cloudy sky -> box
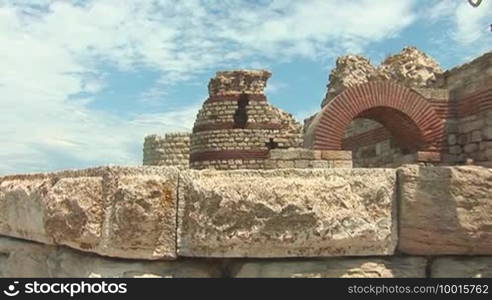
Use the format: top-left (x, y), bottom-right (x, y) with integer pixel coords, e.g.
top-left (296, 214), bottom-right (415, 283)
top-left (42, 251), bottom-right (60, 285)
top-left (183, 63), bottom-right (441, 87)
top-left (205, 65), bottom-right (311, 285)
top-left (1, 0), bottom-right (491, 175)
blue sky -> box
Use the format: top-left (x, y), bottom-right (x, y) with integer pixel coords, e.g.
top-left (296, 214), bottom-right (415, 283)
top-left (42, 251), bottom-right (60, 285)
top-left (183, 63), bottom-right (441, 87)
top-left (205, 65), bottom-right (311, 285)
top-left (0, 0), bottom-right (491, 175)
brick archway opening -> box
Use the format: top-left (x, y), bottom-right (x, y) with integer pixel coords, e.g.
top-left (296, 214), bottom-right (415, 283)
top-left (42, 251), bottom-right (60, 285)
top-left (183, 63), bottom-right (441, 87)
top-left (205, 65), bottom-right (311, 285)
top-left (307, 81), bottom-right (444, 157)
top-left (349, 107), bottom-right (426, 153)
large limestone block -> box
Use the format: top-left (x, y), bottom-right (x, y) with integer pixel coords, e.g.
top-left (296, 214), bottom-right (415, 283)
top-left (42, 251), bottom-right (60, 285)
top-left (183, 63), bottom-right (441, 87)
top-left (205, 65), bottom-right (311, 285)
top-left (0, 166), bottom-right (179, 260)
top-left (431, 257), bottom-right (492, 278)
top-left (0, 177), bottom-right (54, 244)
top-left (45, 177), bottom-right (103, 250)
top-left (0, 237), bottom-right (220, 278)
top-left (178, 168), bottom-right (397, 257)
top-left (230, 257), bottom-right (426, 278)
top-left (398, 165), bottom-right (492, 255)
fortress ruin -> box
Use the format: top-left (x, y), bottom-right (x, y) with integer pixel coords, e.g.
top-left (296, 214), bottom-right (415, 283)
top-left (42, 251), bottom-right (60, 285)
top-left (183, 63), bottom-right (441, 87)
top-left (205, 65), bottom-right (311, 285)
top-left (145, 47), bottom-right (492, 170)
top-left (0, 47), bottom-right (491, 278)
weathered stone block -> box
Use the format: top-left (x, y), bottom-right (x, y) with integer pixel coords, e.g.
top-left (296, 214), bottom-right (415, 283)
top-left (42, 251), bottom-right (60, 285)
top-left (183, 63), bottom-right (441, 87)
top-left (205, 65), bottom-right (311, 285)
top-left (416, 151), bottom-right (441, 162)
top-left (104, 169), bottom-right (178, 260)
top-left (276, 160), bottom-right (295, 168)
top-left (398, 165), bottom-right (492, 255)
top-left (445, 120), bottom-right (459, 134)
top-left (458, 134), bottom-right (468, 145)
top-left (395, 153), bottom-right (418, 164)
top-left (459, 119), bottom-right (484, 134)
top-left (0, 166), bottom-right (179, 260)
top-left (486, 111), bottom-right (492, 125)
top-left (309, 160), bottom-right (330, 168)
top-left (464, 143), bottom-right (478, 153)
top-left (447, 134), bottom-right (457, 146)
top-left (231, 257), bottom-right (427, 278)
top-left (294, 160), bottom-right (310, 168)
top-left (320, 150), bottom-right (352, 160)
top-left (485, 149), bottom-right (492, 160)
top-left (471, 130), bottom-right (483, 142)
top-left (263, 160), bottom-right (277, 169)
top-left (332, 160), bottom-right (353, 168)
top-left (178, 169), bottom-right (397, 257)
top-left (483, 126), bottom-right (492, 140)
top-left (0, 237), bottom-right (220, 278)
top-left (45, 177), bottom-right (103, 250)
top-left (269, 148), bottom-right (318, 160)
top-left (441, 154), bottom-right (459, 164)
top-left (298, 150), bottom-right (321, 160)
top-left (0, 177), bottom-right (54, 244)
top-left (431, 257), bottom-right (492, 278)
top-left (269, 149), bottom-right (294, 160)
top-left (480, 141), bottom-right (492, 150)
top-left (449, 145), bottom-right (462, 155)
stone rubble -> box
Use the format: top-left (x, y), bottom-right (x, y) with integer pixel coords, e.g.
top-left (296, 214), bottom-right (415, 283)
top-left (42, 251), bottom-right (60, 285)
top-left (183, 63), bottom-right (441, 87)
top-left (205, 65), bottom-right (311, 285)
top-left (321, 47), bottom-right (444, 107)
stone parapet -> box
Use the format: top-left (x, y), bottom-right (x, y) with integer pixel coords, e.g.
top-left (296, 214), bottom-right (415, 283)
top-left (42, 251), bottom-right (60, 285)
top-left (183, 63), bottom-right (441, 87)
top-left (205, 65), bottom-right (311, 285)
top-left (178, 168), bottom-right (396, 257)
top-left (0, 166), bottom-right (179, 260)
top-left (0, 165), bottom-right (491, 277)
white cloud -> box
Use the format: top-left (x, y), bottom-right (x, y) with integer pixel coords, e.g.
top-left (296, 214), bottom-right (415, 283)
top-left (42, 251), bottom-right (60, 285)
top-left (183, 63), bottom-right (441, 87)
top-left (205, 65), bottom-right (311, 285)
top-left (218, 0), bottom-right (416, 59)
top-left (425, 0), bottom-right (491, 61)
top-left (0, 0), bottom-right (420, 175)
top-left (453, 1), bottom-right (491, 45)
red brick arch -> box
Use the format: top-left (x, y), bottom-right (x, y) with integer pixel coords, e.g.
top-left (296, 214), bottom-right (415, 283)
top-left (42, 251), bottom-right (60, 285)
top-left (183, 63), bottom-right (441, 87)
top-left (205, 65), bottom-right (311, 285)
top-left (312, 81), bottom-right (444, 151)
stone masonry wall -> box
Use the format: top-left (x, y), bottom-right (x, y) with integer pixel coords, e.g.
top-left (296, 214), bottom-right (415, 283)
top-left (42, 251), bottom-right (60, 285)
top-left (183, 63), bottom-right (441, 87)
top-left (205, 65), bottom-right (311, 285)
top-left (343, 119), bottom-right (403, 167)
top-left (447, 110), bottom-right (492, 167)
top-left (264, 148), bottom-right (352, 169)
top-left (314, 49), bottom-right (491, 168)
top-left (438, 52), bottom-right (492, 167)
top-left (143, 133), bottom-right (190, 169)
top-left (342, 120), bottom-right (443, 167)
top-left (0, 165), bottom-right (491, 277)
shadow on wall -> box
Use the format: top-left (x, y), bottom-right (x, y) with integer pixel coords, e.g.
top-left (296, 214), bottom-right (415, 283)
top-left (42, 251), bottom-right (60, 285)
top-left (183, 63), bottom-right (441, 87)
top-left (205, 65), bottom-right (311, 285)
top-left (233, 93), bottom-right (250, 129)
top-left (398, 166), bottom-right (484, 255)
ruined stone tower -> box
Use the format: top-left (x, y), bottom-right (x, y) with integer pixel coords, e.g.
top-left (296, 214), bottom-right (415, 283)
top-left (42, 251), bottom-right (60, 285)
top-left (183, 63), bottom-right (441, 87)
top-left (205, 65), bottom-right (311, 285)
top-left (190, 70), bottom-right (303, 170)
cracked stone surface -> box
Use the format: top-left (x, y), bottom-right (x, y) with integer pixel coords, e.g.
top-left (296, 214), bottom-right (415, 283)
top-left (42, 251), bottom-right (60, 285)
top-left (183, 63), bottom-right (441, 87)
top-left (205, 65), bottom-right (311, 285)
top-left (178, 168), bottom-right (397, 257)
top-left (0, 166), bottom-right (179, 260)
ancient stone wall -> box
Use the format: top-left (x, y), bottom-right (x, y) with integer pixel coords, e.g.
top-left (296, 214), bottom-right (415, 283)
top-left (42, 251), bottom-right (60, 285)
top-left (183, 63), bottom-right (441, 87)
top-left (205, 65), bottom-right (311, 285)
top-left (1, 165), bottom-right (491, 277)
top-left (437, 52), bottom-right (492, 101)
top-left (343, 119), bottom-right (399, 167)
top-left (311, 48), bottom-right (492, 168)
top-left (439, 52), bottom-right (492, 167)
top-left (305, 81), bottom-right (446, 158)
top-left (264, 149), bottom-right (352, 169)
top-left (342, 119), bottom-right (443, 167)
top-left (143, 133), bottom-right (190, 169)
